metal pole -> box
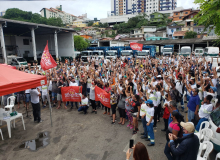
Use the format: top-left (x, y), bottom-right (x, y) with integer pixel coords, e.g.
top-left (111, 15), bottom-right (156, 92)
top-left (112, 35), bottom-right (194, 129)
top-left (0, 23), bottom-right (7, 64)
top-left (31, 27), bottom-right (37, 61)
top-left (72, 33), bottom-right (75, 59)
top-left (47, 90), bottom-right (53, 127)
top-left (207, 41), bottom-right (209, 47)
top-left (192, 44), bottom-right (194, 52)
top-left (54, 30), bottom-right (59, 60)
top-left (179, 44), bottom-right (180, 55)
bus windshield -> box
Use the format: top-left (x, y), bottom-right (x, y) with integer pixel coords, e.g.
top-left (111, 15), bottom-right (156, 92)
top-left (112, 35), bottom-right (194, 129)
top-left (181, 48), bottom-right (191, 54)
top-left (81, 52), bottom-right (89, 56)
top-left (163, 48), bottom-right (172, 52)
top-left (93, 52), bottom-right (104, 56)
top-left (106, 52), bottom-right (116, 56)
top-left (122, 52), bottom-right (132, 56)
top-left (137, 52), bottom-right (149, 56)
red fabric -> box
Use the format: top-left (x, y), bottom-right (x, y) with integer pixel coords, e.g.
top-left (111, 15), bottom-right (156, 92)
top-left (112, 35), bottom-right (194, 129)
top-left (95, 86), bottom-right (111, 108)
top-left (40, 41), bottom-right (57, 70)
top-left (130, 42), bottom-right (143, 51)
top-left (0, 65), bottom-right (47, 96)
top-left (163, 106), bottom-right (170, 119)
top-left (0, 64), bottom-right (16, 69)
top-left (61, 86), bottom-right (82, 102)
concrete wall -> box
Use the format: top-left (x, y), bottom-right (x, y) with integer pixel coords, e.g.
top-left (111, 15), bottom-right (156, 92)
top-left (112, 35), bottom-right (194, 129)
top-left (15, 36), bottom-right (33, 57)
top-left (143, 27), bottom-right (157, 33)
top-left (35, 34), bottom-right (55, 58)
top-left (57, 33), bottom-right (74, 57)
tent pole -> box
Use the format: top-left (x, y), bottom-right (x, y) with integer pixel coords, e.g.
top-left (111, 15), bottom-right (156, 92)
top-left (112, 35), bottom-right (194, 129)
top-left (47, 92), bottom-right (53, 127)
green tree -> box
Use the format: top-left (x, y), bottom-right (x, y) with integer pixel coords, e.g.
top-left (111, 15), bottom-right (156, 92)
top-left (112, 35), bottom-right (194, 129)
top-left (194, 0), bottom-right (220, 39)
top-left (3, 8), bottom-right (64, 27)
top-left (184, 31), bottom-right (197, 39)
top-left (88, 21), bottom-right (93, 26)
top-left (102, 23), bottom-right (109, 28)
top-left (74, 35), bottom-right (90, 51)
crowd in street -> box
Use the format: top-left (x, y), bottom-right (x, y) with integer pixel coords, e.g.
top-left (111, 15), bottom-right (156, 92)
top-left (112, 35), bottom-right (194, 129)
top-left (4, 55), bottom-right (220, 160)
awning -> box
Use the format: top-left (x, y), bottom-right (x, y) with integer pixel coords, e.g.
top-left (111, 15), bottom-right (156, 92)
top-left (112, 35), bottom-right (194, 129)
top-left (0, 65), bottom-right (47, 96)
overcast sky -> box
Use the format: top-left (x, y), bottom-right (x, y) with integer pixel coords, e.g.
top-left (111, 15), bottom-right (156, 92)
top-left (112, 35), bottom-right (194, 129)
top-left (0, 0), bottom-right (199, 20)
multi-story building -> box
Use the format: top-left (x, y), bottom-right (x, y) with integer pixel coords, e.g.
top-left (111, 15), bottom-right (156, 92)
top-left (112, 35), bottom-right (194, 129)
top-left (40, 5), bottom-right (76, 24)
top-left (159, 0), bottom-right (177, 11)
top-left (111, 0), bottom-right (176, 16)
top-left (0, 11), bottom-right (5, 17)
top-left (169, 8), bottom-right (200, 22)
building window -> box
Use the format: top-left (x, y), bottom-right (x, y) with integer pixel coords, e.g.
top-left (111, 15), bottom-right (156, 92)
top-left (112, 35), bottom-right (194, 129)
top-left (185, 12), bottom-right (188, 14)
top-left (176, 13), bottom-right (178, 15)
top-left (179, 17), bottom-right (182, 19)
top-left (23, 39), bottom-right (29, 45)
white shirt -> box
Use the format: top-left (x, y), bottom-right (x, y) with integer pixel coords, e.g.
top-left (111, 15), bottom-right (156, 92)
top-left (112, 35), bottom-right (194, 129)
top-left (79, 93), bottom-right (88, 106)
top-left (25, 89), bottom-right (31, 94)
top-left (140, 103), bottom-right (148, 116)
top-left (30, 89), bottom-right (40, 104)
top-left (199, 103), bottom-right (213, 119)
top-left (175, 80), bottom-right (183, 94)
top-left (90, 86), bottom-right (95, 100)
top-left (69, 81), bottom-right (78, 86)
top-left (42, 85), bottom-right (48, 95)
top-left (145, 106), bottom-right (154, 123)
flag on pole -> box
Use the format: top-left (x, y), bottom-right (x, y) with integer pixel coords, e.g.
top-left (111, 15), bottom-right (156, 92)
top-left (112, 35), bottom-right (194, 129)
top-left (130, 42), bottom-right (143, 51)
top-left (40, 41), bottom-right (57, 70)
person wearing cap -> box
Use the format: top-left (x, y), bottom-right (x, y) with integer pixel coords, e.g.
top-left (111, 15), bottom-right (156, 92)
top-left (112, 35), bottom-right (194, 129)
top-left (195, 95), bottom-right (213, 132)
top-left (184, 79), bottom-right (200, 122)
top-left (144, 99), bottom-right (155, 146)
top-left (169, 122), bottom-right (199, 160)
top-left (202, 83), bottom-right (217, 106)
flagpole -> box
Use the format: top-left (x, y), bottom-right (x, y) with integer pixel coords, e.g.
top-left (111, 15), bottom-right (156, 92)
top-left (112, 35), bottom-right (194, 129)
top-left (47, 90), bottom-right (53, 127)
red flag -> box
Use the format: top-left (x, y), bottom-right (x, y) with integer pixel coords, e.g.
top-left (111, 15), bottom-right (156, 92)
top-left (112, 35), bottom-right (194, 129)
top-left (40, 41), bottom-right (57, 70)
top-left (95, 86), bottom-right (111, 108)
top-left (61, 86), bottom-right (82, 102)
top-left (130, 42), bottom-right (143, 51)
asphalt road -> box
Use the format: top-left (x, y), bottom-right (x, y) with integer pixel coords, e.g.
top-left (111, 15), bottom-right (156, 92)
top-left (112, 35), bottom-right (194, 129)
top-left (0, 103), bottom-right (217, 160)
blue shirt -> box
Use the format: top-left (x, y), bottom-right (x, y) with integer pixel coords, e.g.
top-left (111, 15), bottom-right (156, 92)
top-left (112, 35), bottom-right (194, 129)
top-left (187, 92), bottom-right (200, 112)
top-left (168, 109), bottom-right (179, 125)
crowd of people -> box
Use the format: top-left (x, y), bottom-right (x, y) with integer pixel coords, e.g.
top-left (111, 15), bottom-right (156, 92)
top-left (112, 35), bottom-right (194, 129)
top-left (3, 54), bottom-right (220, 160)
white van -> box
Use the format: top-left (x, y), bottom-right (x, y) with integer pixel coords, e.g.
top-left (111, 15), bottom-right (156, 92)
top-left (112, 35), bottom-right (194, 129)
top-left (194, 47), bottom-right (204, 56)
top-left (204, 47), bottom-right (219, 57)
top-left (179, 46), bottom-right (191, 56)
top-left (7, 56), bottom-right (28, 68)
top-left (81, 51), bottom-right (92, 62)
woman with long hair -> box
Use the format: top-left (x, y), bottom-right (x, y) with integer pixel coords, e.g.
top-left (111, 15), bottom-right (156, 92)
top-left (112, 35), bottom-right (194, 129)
top-left (128, 91), bottom-right (141, 135)
top-left (126, 142), bottom-right (150, 160)
top-left (164, 111), bottom-right (183, 160)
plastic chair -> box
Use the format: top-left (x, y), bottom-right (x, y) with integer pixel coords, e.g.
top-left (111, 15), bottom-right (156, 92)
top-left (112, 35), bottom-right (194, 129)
top-left (197, 141), bottom-right (213, 160)
top-left (199, 128), bottom-right (213, 143)
top-left (0, 129), bottom-right (3, 140)
top-left (215, 152), bottom-right (220, 160)
top-left (4, 96), bottom-right (16, 113)
top-left (195, 121), bottom-right (210, 138)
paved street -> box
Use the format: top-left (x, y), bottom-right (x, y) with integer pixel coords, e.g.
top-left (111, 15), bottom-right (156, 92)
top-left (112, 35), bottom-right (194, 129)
top-left (0, 103), bottom-right (170, 160)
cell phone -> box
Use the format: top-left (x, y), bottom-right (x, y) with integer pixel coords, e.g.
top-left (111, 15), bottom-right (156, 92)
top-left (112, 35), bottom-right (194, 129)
top-left (129, 139), bottom-right (134, 148)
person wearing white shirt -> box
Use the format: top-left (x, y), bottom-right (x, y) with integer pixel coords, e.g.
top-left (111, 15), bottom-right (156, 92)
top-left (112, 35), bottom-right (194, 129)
top-left (195, 95), bottom-right (213, 132)
top-left (140, 101), bottom-right (148, 139)
top-left (30, 88), bottom-right (42, 123)
top-left (143, 100), bottom-right (155, 146)
top-left (78, 92), bottom-right (89, 114)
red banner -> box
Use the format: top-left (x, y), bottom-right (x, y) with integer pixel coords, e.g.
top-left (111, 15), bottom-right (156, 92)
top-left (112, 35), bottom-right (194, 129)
top-left (40, 41), bottom-right (57, 71)
top-left (130, 42), bottom-right (143, 51)
top-left (61, 86), bottom-right (82, 102)
top-left (95, 86), bottom-right (111, 108)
